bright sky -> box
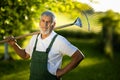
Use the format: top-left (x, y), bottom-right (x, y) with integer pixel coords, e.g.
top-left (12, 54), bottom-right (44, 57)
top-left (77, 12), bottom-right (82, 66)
top-left (78, 0), bottom-right (120, 13)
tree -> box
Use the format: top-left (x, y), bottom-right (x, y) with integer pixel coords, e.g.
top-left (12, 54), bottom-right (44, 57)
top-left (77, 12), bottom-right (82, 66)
top-left (0, 0), bottom-right (42, 60)
top-left (0, 0), bottom-right (93, 39)
top-left (44, 0), bottom-right (93, 18)
top-left (99, 10), bottom-right (120, 59)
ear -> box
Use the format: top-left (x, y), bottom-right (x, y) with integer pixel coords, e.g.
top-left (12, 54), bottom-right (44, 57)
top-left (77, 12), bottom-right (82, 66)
top-left (52, 22), bottom-right (56, 29)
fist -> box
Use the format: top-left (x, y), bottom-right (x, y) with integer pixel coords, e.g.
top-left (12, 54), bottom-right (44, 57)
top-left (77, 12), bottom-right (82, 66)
top-left (4, 36), bottom-right (17, 45)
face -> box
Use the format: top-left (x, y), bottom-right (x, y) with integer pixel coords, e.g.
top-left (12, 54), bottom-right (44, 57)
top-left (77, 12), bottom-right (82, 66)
top-left (39, 15), bottom-right (55, 35)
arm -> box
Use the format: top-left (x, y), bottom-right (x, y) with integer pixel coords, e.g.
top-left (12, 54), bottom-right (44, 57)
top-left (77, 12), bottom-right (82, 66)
top-left (5, 36), bottom-right (30, 59)
top-left (56, 50), bottom-right (84, 78)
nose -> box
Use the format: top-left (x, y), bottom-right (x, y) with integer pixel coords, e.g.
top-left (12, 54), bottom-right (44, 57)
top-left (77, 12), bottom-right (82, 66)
top-left (45, 22), bottom-right (48, 26)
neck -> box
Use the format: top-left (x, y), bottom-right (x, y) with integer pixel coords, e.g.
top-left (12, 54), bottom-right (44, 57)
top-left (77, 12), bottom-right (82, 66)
top-left (41, 34), bottom-right (48, 39)
top-left (41, 30), bottom-right (53, 39)
top-left (41, 31), bottom-right (52, 39)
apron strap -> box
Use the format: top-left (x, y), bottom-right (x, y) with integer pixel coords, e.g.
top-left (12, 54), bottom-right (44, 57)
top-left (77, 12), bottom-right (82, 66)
top-left (33, 34), bottom-right (39, 52)
top-left (33, 34), bottom-right (58, 53)
top-left (46, 34), bottom-right (58, 53)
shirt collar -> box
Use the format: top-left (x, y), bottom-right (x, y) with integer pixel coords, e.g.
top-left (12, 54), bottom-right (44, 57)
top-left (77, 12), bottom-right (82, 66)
top-left (39, 31), bottom-right (56, 40)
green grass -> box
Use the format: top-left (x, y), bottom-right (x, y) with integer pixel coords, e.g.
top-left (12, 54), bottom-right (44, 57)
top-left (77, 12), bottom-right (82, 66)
top-left (0, 60), bottom-right (30, 80)
top-left (0, 38), bottom-right (120, 80)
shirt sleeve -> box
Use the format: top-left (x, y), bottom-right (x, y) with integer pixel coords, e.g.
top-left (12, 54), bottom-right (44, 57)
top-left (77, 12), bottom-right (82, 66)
top-left (25, 35), bottom-right (37, 57)
top-left (57, 35), bottom-right (78, 57)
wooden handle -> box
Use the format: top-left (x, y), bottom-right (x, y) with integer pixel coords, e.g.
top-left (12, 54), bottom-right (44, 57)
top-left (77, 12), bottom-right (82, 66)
top-left (0, 21), bottom-right (75, 43)
top-left (15, 31), bottom-right (40, 39)
top-left (0, 31), bottom-right (40, 43)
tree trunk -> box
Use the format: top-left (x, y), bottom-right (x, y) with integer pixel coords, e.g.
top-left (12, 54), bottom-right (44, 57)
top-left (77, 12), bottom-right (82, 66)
top-left (103, 26), bottom-right (113, 59)
top-left (4, 43), bottom-right (10, 60)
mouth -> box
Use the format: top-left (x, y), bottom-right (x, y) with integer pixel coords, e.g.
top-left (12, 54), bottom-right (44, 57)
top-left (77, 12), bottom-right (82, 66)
top-left (40, 26), bottom-right (50, 32)
top-left (41, 26), bottom-right (48, 29)
top-left (41, 28), bottom-right (50, 34)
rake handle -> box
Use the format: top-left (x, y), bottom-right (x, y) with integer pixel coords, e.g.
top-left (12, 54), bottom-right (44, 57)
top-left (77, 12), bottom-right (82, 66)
top-left (0, 23), bottom-right (73, 44)
top-left (0, 31), bottom-right (40, 43)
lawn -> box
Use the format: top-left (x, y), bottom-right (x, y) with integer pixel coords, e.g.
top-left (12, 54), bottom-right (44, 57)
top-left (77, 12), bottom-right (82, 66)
top-left (0, 38), bottom-right (120, 80)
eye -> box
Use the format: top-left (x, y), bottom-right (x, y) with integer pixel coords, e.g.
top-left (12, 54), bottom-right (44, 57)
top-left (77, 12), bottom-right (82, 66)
top-left (42, 19), bottom-right (45, 22)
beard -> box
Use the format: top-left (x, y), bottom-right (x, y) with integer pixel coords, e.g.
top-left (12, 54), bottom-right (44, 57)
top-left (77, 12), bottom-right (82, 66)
top-left (40, 28), bottom-right (51, 35)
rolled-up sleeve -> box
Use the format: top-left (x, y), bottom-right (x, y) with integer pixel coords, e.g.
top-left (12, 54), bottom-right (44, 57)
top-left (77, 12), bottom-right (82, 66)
top-left (25, 35), bottom-right (37, 57)
top-left (57, 36), bottom-right (78, 57)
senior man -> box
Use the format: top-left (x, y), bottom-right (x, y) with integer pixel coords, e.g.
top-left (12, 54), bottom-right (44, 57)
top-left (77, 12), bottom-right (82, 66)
top-left (6, 11), bottom-right (84, 80)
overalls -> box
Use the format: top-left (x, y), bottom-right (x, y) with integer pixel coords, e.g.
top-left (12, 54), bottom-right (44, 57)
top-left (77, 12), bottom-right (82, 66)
top-left (30, 34), bottom-right (58, 80)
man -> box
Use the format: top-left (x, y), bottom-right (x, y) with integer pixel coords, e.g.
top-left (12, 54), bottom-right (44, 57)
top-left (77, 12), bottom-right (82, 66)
top-left (6, 11), bottom-right (84, 80)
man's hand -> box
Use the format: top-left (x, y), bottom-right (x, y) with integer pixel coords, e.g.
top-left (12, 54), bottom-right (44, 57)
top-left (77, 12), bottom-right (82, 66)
top-left (4, 36), bottom-right (17, 46)
top-left (56, 69), bottom-right (64, 78)
top-left (4, 36), bottom-right (30, 59)
top-left (56, 50), bottom-right (84, 78)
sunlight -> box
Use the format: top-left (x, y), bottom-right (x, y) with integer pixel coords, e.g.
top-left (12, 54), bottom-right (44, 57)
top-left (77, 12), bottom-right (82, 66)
top-left (78, 0), bottom-right (120, 13)
top-left (80, 58), bottom-right (106, 67)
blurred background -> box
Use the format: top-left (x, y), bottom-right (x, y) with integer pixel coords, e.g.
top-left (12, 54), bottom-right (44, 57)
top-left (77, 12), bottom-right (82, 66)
top-left (0, 0), bottom-right (120, 80)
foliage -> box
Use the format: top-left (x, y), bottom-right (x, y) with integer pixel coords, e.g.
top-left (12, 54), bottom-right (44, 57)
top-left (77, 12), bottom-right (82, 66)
top-left (0, 0), bottom-right (93, 40)
top-left (44, 0), bottom-right (93, 18)
top-left (0, 0), bottom-right (39, 37)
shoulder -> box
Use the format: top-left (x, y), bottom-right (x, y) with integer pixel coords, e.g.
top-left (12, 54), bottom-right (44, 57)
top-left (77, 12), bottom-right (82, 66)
top-left (56, 35), bottom-right (67, 42)
top-left (32, 34), bottom-right (39, 38)
top-left (55, 34), bottom-right (70, 45)
top-left (29, 34), bottom-right (38, 43)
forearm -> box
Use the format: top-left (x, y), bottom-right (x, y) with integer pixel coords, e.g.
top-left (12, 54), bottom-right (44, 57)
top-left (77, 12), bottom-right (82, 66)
top-left (57, 50), bottom-right (84, 77)
top-left (63, 56), bottom-right (81, 73)
top-left (11, 43), bottom-right (29, 59)
top-left (60, 58), bottom-right (80, 76)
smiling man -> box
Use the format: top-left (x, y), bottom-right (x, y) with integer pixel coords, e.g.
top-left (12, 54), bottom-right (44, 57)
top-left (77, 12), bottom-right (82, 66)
top-left (5, 10), bottom-right (85, 80)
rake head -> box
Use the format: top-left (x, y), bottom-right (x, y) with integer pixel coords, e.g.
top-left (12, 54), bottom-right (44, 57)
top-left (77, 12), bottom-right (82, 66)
top-left (73, 17), bottom-right (82, 27)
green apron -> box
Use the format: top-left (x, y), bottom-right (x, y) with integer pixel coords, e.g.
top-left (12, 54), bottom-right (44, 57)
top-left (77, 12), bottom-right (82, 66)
top-left (30, 34), bottom-right (58, 80)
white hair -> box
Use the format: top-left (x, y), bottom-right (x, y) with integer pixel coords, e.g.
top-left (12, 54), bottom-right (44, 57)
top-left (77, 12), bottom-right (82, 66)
top-left (40, 10), bottom-right (56, 23)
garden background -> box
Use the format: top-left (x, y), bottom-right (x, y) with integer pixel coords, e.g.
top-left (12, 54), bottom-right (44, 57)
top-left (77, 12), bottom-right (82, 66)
top-left (0, 0), bottom-right (120, 80)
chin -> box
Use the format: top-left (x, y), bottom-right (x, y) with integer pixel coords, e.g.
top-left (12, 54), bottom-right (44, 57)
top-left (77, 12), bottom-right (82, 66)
top-left (41, 30), bottom-right (50, 35)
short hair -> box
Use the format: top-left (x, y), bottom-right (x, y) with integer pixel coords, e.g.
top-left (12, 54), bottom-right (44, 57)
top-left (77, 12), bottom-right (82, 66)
top-left (40, 11), bottom-right (56, 23)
